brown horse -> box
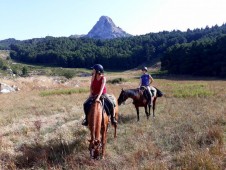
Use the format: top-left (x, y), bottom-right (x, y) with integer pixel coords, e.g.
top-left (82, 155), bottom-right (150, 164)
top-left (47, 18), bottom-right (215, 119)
top-left (118, 87), bottom-right (162, 121)
top-left (88, 95), bottom-right (118, 159)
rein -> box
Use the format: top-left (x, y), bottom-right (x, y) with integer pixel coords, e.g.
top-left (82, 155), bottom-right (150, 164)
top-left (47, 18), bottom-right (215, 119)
top-left (101, 99), bottom-right (105, 124)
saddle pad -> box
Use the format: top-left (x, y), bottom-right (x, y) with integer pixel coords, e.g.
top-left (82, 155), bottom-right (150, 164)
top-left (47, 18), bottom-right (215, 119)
top-left (107, 94), bottom-right (116, 107)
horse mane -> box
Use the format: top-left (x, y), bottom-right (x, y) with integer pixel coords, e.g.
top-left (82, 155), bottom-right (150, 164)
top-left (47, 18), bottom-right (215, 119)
top-left (126, 88), bottom-right (145, 99)
top-left (88, 101), bottom-right (103, 142)
top-left (125, 88), bottom-right (139, 97)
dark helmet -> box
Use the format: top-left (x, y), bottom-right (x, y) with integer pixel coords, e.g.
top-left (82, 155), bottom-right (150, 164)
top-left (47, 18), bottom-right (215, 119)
top-left (142, 66), bottom-right (148, 71)
top-left (91, 64), bottom-right (104, 73)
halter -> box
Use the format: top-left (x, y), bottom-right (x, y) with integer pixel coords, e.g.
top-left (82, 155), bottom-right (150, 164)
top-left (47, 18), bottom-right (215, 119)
top-left (90, 139), bottom-right (103, 159)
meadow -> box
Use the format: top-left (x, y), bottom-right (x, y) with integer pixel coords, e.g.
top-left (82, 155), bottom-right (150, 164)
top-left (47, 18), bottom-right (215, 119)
top-left (0, 71), bottom-right (225, 169)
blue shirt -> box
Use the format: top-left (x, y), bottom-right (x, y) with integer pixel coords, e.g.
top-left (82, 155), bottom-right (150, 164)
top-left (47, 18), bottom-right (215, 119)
top-left (141, 74), bottom-right (151, 86)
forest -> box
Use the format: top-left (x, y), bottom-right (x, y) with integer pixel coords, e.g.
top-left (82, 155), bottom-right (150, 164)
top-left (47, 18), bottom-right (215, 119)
top-left (1, 24), bottom-right (226, 76)
top-left (161, 34), bottom-right (226, 77)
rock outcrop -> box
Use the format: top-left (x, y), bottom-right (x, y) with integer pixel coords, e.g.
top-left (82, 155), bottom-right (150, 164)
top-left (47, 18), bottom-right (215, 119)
top-left (86, 16), bottom-right (131, 39)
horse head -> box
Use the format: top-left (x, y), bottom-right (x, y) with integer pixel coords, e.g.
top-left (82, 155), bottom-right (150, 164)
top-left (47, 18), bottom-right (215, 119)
top-left (118, 89), bottom-right (128, 105)
top-left (88, 139), bottom-right (102, 159)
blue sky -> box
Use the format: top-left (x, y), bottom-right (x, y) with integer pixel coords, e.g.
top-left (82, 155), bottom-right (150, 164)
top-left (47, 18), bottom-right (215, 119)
top-left (0, 0), bottom-right (225, 40)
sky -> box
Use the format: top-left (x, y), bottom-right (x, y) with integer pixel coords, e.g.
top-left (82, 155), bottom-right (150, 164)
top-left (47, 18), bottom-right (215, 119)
top-left (0, 0), bottom-right (226, 40)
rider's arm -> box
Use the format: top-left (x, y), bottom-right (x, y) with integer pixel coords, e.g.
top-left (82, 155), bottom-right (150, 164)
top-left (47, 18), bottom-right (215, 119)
top-left (89, 74), bottom-right (95, 97)
top-left (139, 77), bottom-right (142, 87)
top-left (96, 76), bottom-right (106, 101)
top-left (149, 75), bottom-right (154, 85)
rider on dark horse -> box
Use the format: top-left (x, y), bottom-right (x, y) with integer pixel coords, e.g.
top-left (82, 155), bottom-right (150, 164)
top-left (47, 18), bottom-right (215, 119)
top-left (82, 64), bottom-right (117, 126)
top-left (139, 66), bottom-right (157, 106)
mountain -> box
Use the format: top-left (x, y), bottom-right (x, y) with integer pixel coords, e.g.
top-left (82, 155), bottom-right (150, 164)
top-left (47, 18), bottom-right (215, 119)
top-left (0, 38), bottom-right (20, 50)
top-left (86, 16), bottom-right (131, 39)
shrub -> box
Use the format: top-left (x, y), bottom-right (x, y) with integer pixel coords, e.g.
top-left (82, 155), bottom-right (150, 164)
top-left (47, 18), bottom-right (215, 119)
top-left (62, 70), bottom-right (76, 79)
top-left (107, 78), bottom-right (126, 84)
top-left (22, 66), bottom-right (28, 76)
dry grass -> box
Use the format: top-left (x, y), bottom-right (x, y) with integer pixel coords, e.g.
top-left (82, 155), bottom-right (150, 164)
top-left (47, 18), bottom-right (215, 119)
top-left (0, 73), bottom-right (225, 169)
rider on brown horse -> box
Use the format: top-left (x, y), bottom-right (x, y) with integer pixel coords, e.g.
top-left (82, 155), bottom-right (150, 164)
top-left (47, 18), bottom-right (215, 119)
top-left (82, 64), bottom-right (117, 126)
top-left (139, 66), bottom-right (157, 106)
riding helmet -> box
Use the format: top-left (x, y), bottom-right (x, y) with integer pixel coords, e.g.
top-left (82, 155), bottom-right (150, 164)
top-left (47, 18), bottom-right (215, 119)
top-left (91, 64), bottom-right (104, 73)
top-left (142, 66), bottom-right (148, 71)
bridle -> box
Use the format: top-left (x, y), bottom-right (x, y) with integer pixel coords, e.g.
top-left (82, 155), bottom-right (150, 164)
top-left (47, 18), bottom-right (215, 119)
top-left (89, 139), bottom-right (102, 159)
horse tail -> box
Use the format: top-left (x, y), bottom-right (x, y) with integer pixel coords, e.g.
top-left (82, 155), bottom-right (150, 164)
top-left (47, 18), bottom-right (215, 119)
top-left (154, 87), bottom-right (163, 97)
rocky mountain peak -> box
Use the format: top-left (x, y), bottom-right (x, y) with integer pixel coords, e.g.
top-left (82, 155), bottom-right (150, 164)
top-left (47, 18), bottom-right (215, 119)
top-left (86, 16), bottom-right (131, 39)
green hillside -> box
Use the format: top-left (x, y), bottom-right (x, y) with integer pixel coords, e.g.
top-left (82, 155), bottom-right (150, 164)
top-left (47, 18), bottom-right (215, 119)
top-left (1, 24), bottom-right (226, 77)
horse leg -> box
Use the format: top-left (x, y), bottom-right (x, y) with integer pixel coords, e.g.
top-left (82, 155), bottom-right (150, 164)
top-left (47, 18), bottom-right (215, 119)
top-left (153, 97), bottom-right (157, 118)
top-left (101, 118), bottom-right (108, 159)
top-left (148, 104), bottom-right (151, 117)
top-left (136, 106), bottom-right (140, 121)
top-left (113, 124), bottom-right (117, 138)
top-left (101, 130), bottom-right (107, 159)
top-left (113, 108), bottom-right (117, 138)
top-left (145, 106), bottom-right (150, 119)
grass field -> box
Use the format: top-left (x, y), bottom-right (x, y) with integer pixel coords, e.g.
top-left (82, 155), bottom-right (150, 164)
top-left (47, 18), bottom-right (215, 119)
top-left (0, 71), bottom-right (225, 169)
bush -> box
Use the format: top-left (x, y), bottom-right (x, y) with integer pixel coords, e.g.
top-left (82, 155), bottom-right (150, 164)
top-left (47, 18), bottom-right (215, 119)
top-left (62, 72), bottom-right (74, 79)
top-left (107, 78), bottom-right (126, 84)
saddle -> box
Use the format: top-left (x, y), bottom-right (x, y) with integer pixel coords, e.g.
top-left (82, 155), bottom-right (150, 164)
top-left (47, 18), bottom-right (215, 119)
top-left (101, 95), bottom-right (116, 116)
top-left (139, 86), bottom-right (153, 100)
top-left (86, 95), bottom-right (115, 116)
top-left (104, 94), bottom-right (116, 107)
top-left (140, 86), bottom-right (156, 97)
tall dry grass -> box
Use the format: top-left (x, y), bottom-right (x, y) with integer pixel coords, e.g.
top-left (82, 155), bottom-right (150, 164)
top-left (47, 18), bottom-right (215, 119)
top-left (0, 74), bottom-right (225, 169)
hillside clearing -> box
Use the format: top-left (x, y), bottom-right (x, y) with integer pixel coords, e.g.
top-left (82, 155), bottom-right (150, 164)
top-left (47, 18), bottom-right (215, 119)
top-left (0, 73), bottom-right (225, 169)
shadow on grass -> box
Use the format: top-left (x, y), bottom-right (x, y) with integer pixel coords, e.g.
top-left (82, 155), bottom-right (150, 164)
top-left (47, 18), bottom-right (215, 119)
top-left (118, 114), bottom-right (137, 124)
top-left (15, 137), bottom-right (87, 169)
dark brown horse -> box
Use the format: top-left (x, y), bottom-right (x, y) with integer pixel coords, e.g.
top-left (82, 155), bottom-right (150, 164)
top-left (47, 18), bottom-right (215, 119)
top-left (88, 95), bottom-right (118, 159)
top-left (118, 87), bottom-right (162, 121)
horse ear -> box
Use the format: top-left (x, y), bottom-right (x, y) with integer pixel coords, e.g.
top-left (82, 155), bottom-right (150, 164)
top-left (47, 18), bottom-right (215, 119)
top-left (121, 88), bottom-right (124, 91)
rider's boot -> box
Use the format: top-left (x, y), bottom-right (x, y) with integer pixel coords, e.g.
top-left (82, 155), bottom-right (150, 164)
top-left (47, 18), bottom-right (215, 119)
top-left (82, 115), bottom-right (88, 126)
top-left (111, 111), bottom-right (117, 125)
top-left (111, 117), bottom-right (117, 125)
